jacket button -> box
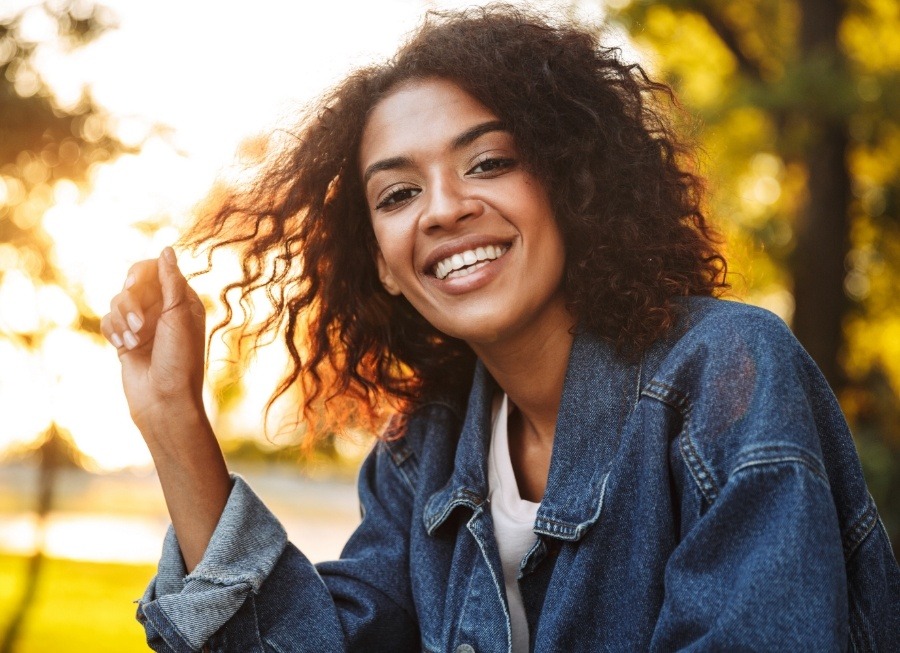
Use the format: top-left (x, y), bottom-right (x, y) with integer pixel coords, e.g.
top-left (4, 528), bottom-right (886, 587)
top-left (455, 646), bottom-right (475, 653)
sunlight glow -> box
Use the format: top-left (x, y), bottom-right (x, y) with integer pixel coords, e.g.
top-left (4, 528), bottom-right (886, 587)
top-left (0, 513), bottom-right (168, 564)
top-left (0, 340), bottom-right (52, 447)
top-left (3, 0), bottom-right (577, 473)
top-left (40, 328), bottom-right (150, 470)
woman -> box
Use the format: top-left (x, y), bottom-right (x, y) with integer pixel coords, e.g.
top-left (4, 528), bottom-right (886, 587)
top-left (102, 6), bottom-right (899, 652)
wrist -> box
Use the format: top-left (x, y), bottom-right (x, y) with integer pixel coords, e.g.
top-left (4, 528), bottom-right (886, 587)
top-left (138, 401), bottom-right (217, 460)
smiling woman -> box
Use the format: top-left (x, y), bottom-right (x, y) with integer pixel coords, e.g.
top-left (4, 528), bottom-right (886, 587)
top-left (362, 79), bottom-right (569, 351)
top-left (100, 5), bottom-right (899, 652)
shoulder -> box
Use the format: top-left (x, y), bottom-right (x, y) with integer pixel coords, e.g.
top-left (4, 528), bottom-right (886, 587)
top-left (644, 296), bottom-right (809, 400)
top-left (668, 295), bottom-right (797, 355)
top-left (640, 296), bottom-right (840, 491)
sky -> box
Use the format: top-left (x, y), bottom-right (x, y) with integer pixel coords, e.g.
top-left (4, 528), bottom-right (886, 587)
top-left (0, 0), bottom-right (614, 470)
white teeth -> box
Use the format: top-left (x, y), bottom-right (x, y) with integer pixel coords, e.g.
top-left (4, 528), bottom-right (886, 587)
top-left (432, 244), bottom-right (508, 280)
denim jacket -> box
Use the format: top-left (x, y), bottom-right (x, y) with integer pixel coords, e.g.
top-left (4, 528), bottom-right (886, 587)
top-left (136, 297), bottom-right (900, 652)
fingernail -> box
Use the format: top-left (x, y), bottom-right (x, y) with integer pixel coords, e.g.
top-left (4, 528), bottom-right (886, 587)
top-left (162, 247), bottom-right (176, 265)
top-left (126, 312), bottom-right (143, 333)
top-left (110, 333), bottom-right (123, 348)
top-left (124, 274), bottom-right (136, 290)
top-left (123, 330), bottom-right (139, 349)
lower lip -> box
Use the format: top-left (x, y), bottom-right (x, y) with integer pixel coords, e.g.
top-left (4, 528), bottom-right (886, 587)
top-left (426, 249), bottom-right (510, 295)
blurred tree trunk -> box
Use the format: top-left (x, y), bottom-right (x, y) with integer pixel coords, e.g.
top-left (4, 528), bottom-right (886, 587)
top-left (613, 0), bottom-right (900, 555)
top-left (791, 0), bottom-right (851, 390)
top-left (0, 425), bottom-right (66, 653)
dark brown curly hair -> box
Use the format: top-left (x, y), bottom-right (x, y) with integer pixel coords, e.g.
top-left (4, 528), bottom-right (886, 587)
top-left (183, 4), bottom-right (728, 435)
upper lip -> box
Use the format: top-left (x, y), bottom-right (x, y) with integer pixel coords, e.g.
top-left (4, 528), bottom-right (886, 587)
top-left (422, 234), bottom-right (514, 276)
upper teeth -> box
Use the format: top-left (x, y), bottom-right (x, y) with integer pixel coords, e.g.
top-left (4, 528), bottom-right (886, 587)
top-left (433, 245), bottom-right (508, 280)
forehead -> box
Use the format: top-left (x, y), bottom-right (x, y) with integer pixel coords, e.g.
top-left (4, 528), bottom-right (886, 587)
top-left (359, 78), bottom-right (500, 169)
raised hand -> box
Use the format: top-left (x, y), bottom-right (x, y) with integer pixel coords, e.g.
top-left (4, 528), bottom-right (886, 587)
top-left (102, 247), bottom-right (207, 435)
top-left (102, 246), bottom-right (231, 571)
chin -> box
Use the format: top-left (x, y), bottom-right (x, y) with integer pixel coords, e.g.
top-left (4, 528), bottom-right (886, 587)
top-left (436, 319), bottom-right (508, 346)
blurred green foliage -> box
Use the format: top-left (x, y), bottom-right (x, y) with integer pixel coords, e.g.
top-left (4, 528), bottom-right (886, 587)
top-left (0, 4), bottom-right (134, 651)
top-left (610, 0), bottom-right (900, 548)
top-left (0, 0), bottom-right (126, 331)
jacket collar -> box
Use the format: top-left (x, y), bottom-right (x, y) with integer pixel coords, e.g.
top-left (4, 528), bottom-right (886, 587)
top-left (423, 329), bottom-right (642, 541)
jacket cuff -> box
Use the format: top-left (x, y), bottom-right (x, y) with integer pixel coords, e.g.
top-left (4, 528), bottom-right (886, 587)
top-left (137, 474), bottom-right (288, 652)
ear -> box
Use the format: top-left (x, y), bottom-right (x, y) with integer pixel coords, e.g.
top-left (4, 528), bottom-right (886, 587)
top-left (375, 249), bottom-right (402, 296)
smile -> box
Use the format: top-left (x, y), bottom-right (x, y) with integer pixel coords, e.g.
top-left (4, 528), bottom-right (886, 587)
top-left (433, 244), bottom-right (509, 280)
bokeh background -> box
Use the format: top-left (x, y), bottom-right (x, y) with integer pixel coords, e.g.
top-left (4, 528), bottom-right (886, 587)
top-left (1, 0), bottom-right (898, 651)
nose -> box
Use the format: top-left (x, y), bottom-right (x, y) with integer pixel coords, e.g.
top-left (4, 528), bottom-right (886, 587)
top-left (419, 173), bottom-right (484, 232)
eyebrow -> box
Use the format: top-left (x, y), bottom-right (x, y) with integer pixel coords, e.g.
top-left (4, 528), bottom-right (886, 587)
top-left (362, 120), bottom-right (508, 184)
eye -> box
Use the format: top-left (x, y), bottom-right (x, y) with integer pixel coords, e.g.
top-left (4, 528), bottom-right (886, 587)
top-left (375, 185), bottom-right (420, 210)
top-left (467, 157), bottom-right (516, 176)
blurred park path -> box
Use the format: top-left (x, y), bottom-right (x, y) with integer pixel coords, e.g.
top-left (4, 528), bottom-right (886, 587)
top-left (0, 462), bottom-right (360, 565)
top-left (0, 462), bottom-right (360, 651)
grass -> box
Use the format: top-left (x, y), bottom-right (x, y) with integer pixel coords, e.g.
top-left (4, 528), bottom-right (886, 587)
top-left (0, 554), bottom-right (156, 653)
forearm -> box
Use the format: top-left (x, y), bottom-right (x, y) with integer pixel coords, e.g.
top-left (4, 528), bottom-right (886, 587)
top-left (137, 444), bottom-right (419, 653)
top-left (144, 404), bottom-right (231, 572)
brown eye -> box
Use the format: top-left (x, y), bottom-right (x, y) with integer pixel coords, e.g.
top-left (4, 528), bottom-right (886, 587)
top-left (375, 186), bottom-right (420, 210)
top-left (468, 157), bottom-right (516, 175)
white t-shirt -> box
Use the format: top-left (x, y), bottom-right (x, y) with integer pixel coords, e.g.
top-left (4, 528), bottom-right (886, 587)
top-left (488, 393), bottom-right (541, 653)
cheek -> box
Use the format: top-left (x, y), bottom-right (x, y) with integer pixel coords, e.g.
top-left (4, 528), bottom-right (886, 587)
top-left (372, 210), bottom-right (416, 257)
top-left (371, 222), bottom-right (416, 291)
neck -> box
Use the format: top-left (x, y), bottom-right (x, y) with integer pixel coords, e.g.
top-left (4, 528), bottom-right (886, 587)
top-left (470, 305), bottom-right (575, 446)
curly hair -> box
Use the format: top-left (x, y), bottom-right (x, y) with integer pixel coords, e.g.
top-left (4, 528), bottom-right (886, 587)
top-left (182, 4), bottom-right (728, 435)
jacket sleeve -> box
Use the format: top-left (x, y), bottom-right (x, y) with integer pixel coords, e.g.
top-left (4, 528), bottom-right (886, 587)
top-left (136, 439), bottom-right (420, 653)
top-left (647, 307), bottom-right (854, 651)
top-left (649, 447), bottom-right (849, 650)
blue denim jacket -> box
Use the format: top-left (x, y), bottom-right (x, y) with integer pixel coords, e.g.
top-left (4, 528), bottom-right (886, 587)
top-left (137, 297), bottom-right (900, 652)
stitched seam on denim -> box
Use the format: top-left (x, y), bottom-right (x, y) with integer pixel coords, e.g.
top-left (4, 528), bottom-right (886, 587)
top-left (381, 434), bottom-right (418, 494)
top-left (519, 537), bottom-right (546, 578)
top-left (843, 500), bottom-right (879, 562)
top-left (146, 600), bottom-right (194, 653)
top-left (642, 382), bottom-right (719, 507)
top-left (387, 446), bottom-right (417, 494)
top-left (450, 530), bottom-right (489, 651)
top-left (633, 357), bottom-right (644, 411)
top-left (468, 506), bottom-right (513, 653)
top-left (262, 636), bottom-right (289, 653)
top-left (243, 592), bottom-right (264, 653)
top-left (533, 471), bottom-right (608, 540)
top-left (641, 380), bottom-right (689, 411)
top-left (425, 492), bottom-right (482, 534)
top-left (679, 416), bottom-right (719, 507)
top-left (533, 520), bottom-right (576, 539)
top-left (732, 443), bottom-right (826, 473)
top-left (184, 572), bottom-right (258, 589)
top-left (847, 583), bottom-right (874, 653)
top-left (729, 456), bottom-right (831, 487)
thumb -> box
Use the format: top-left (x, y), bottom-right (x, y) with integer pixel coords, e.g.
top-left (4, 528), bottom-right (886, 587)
top-left (157, 246), bottom-right (188, 311)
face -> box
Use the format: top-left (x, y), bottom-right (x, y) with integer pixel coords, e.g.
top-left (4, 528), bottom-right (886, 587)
top-left (359, 78), bottom-right (570, 348)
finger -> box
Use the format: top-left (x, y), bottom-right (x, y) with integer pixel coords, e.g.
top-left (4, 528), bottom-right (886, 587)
top-left (100, 313), bottom-right (125, 350)
top-left (125, 259), bottom-right (160, 290)
top-left (110, 290), bottom-right (149, 335)
top-left (124, 259), bottom-right (163, 308)
top-left (157, 247), bottom-right (189, 311)
top-left (109, 288), bottom-right (163, 351)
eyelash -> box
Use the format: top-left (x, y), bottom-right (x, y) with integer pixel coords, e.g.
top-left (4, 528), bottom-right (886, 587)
top-left (468, 156), bottom-right (516, 175)
top-left (375, 185), bottom-right (419, 210)
top-left (373, 156), bottom-right (517, 211)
